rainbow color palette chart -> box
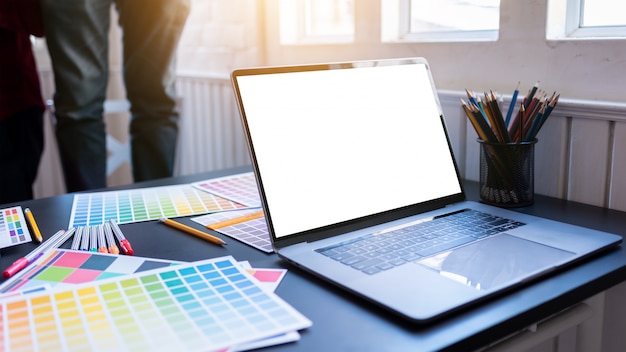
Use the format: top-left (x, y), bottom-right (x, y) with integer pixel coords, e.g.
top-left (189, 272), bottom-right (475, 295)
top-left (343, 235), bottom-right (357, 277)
top-left (193, 172), bottom-right (262, 207)
top-left (0, 206), bottom-right (32, 249)
top-left (193, 208), bottom-right (273, 253)
top-left (68, 184), bottom-right (247, 228)
top-left (0, 249), bottom-right (181, 295)
top-left (0, 255), bottom-right (311, 351)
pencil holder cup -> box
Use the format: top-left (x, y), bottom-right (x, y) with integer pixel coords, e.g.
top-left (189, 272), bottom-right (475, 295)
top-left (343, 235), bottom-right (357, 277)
top-left (478, 138), bottom-right (537, 207)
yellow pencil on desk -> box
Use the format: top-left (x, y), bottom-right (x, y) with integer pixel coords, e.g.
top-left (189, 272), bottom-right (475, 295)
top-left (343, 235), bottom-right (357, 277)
top-left (159, 217), bottom-right (226, 246)
top-left (206, 210), bottom-right (265, 230)
top-left (24, 208), bottom-right (43, 243)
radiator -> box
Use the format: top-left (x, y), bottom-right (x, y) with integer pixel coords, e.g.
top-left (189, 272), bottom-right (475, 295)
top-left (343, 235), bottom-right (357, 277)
top-left (175, 74), bottom-right (250, 176)
top-left (33, 73), bottom-right (250, 198)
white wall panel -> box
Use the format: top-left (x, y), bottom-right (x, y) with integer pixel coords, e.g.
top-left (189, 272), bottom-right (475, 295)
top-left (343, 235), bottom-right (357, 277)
top-left (567, 118), bottom-right (611, 207)
top-left (533, 114), bottom-right (569, 199)
top-left (609, 122), bottom-right (626, 211)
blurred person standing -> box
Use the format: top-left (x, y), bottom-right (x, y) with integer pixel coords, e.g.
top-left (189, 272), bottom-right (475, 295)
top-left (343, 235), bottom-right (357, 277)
top-left (0, 0), bottom-right (45, 204)
top-left (41, 0), bottom-right (190, 192)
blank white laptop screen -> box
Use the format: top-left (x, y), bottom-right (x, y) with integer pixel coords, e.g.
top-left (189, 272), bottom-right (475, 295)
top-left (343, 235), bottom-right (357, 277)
top-left (235, 62), bottom-right (462, 239)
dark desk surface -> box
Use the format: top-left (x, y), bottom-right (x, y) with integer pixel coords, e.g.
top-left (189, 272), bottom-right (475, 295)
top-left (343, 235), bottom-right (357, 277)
top-left (2, 166), bottom-right (626, 351)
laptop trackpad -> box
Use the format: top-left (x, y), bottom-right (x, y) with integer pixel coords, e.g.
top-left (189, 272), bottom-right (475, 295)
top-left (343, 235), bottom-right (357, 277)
top-left (416, 234), bottom-right (575, 291)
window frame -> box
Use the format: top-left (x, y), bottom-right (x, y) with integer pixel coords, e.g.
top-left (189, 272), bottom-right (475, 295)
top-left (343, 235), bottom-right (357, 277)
top-left (382, 0), bottom-right (499, 43)
top-left (548, 0), bottom-right (626, 39)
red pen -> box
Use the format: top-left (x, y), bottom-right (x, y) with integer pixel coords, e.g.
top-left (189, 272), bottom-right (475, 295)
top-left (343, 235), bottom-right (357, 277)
top-left (109, 219), bottom-right (134, 255)
top-left (3, 228), bottom-right (76, 278)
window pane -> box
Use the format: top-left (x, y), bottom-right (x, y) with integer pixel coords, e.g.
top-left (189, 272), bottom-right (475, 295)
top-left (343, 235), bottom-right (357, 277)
top-left (279, 0), bottom-right (354, 44)
top-left (410, 0), bottom-right (499, 33)
top-left (306, 0), bottom-right (354, 36)
top-left (581, 0), bottom-right (626, 27)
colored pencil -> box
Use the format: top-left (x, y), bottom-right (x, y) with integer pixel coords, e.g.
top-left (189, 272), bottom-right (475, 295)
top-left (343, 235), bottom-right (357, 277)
top-left (24, 208), bottom-right (43, 243)
top-left (505, 82), bottom-right (519, 127)
top-left (462, 82), bottom-right (559, 144)
top-left (462, 82), bottom-right (560, 205)
top-left (206, 210), bottom-right (265, 230)
top-left (160, 217), bottom-right (226, 246)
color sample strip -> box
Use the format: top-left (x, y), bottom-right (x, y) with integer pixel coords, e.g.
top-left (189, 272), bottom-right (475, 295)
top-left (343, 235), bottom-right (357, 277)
top-left (193, 208), bottom-right (273, 253)
top-left (0, 256), bottom-right (311, 351)
top-left (0, 249), bottom-right (180, 295)
top-left (193, 172), bottom-right (262, 207)
top-left (68, 184), bottom-right (248, 228)
top-left (0, 206), bottom-right (32, 248)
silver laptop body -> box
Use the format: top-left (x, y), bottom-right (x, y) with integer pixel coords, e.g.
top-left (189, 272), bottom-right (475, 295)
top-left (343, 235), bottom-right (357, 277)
top-left (231, 57), bottom-right (621, 323)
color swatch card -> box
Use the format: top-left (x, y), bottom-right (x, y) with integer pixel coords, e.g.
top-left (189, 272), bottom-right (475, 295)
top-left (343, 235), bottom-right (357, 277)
top-left (0, 255), bottom-right (311, 351)
top-left (246, 268), bottom-right (287, 292)
top-left (0, 249), bottom-right (288, 297)
top-left (0, 250), bottom-right (295, 351)
top-left (239, 261), bottom-right (287, 293)
top-left (0, 249), bottom-right (181, 295)
top-left (193, 208), bottom-right (273, 253)
top-left (193, 172), bottom-right (262, 207)
top-left (0, 206), bottom-right (32, 249)
top-left (68, 184), bottom-right (248, 228)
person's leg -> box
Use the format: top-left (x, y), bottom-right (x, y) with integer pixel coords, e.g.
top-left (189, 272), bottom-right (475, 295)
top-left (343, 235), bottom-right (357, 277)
top-left (0, 106), bottom-right (44, 204)
top-left (115, 0), bottom-right (190, 182)
top-left (41, 0), bottom-right (111, 192)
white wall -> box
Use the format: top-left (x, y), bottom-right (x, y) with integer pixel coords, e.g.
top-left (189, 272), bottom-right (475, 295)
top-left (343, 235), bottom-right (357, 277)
top-left (262, 0), bottom-right (626, 104)
top-left (176, 0), bottom-right (261, 76)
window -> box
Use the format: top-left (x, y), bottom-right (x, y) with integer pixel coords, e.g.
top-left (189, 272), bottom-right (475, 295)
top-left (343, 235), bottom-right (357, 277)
top-left (279, 0), bottom-right (354, 44)
top-left (547, 0), bottom-right (626, 39)
top-left (278, 0), bottom-right (499, 45)
top-left (580, 0), bottom-right (626, 27)
top-left (382, 0), bottom-right (500, 42)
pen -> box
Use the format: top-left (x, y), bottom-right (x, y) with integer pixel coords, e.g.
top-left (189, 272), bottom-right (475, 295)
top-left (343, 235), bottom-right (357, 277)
top-left (160, 217), bottom-right (226, 246)
top-left (97, 225), bottom-right (108, 253)
top-left (24, 208), bottom-right (43, 243)
top-left (71, 226), bottom-right (83, 250)
top-left (104, 223), bottom-right (120, 254)
top-left (80, 226), bottom-right (91, 250)
top-left (109, 219), bottom-right (134, 255)
top-left (89, 226), bottom-right (98, 252)
top-left (3, 227), bottom-right (76, 278)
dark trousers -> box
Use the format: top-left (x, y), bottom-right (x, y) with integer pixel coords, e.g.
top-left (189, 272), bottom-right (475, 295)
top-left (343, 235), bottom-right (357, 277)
top-left (41, 0), bottom-right (190, 192)
top-left (0, 106), bottom-right (44, 204)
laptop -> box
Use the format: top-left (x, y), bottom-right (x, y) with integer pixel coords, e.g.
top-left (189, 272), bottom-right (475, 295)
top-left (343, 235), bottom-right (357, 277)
top-left (230, 57), bottom-right (622, 323)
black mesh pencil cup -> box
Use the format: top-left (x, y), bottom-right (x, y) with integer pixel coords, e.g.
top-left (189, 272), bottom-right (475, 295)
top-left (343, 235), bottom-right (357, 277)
top-left (478, 138), bottom-right (537, 207)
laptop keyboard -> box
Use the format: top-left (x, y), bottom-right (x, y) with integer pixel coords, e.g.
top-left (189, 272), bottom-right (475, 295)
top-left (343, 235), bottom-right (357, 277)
top-left (315, 209), bottom-right (526, 275)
